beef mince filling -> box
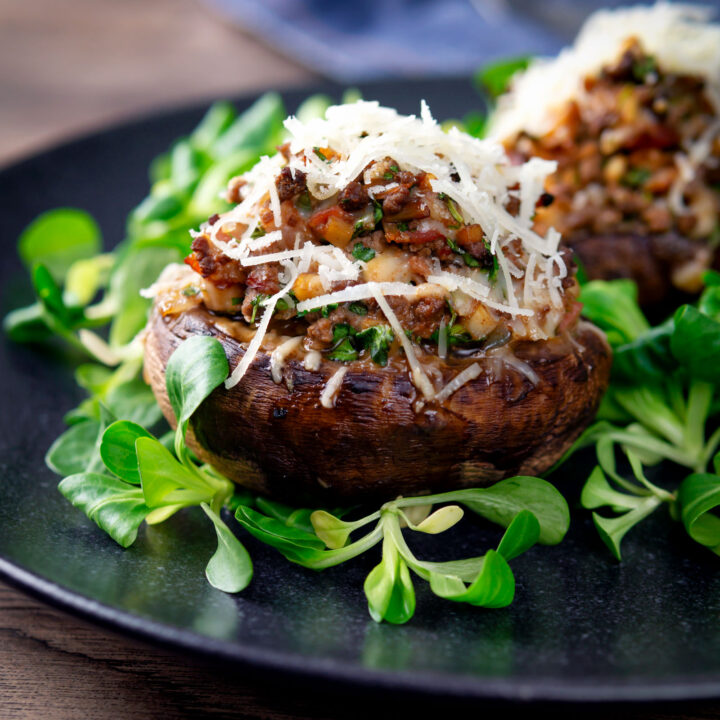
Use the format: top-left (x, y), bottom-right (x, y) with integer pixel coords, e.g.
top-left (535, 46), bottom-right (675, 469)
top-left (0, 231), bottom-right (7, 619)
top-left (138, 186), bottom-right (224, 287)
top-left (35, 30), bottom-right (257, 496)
top-left (180, 153), bottom-right (580, 367)
top-left (146, 101), bottom-right (584, 403)
top-left (506, 39), bottom-right (720, 296)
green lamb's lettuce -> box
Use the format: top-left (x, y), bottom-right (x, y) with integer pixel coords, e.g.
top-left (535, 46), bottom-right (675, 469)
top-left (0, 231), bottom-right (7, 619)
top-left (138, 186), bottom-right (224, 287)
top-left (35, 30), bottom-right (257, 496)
top-left (7, 82), bottom-right (720, 622)
top-left (568, 278), bottom-right (720, 559)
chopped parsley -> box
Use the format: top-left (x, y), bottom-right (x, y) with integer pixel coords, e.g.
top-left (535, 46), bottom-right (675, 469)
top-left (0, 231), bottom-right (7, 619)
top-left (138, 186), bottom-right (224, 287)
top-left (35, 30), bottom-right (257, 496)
top-left (326, 322), bottom-right (394, 366)
top-left (356, 325), bottom-right (394, 366)
top-left (348, 301), bottom-right (368, 316)
top-left (250, 225), bottom-right (266, 239)
top-left (447, 237), bottom-right (498, 279)
top-left (430, 313), bottom-right (473, 346)
top-left (313, 147), bottom-right (328, 162)
top-left (373, 200), bottom-right (383, 225)
top-left (396, 221), bottom-right (409, 232)
top-left (321, 303), bottom-right (339, 318)
top-left (622, 167), bottom-right (651, 189)
top-left (383, 164), bottom-right (399, 180)
top-left (352, 243), bottom-right (376, 262)
top-left (352, 220), bottom-right (366, 239)
top-left (231, 296), bottom-right (242, 306)
top-left (439, 193), bottom-right (464, 225)
top-left (182, 286), bottom-right (199, 297)
top-left (296, 191), bottom-right (312, 211)
top-left (632, 55), bottom-right (657, 83)
top-left (249, 294), bottom-right (268, 323)
top-left (327, 338), bottom-right (357, 362)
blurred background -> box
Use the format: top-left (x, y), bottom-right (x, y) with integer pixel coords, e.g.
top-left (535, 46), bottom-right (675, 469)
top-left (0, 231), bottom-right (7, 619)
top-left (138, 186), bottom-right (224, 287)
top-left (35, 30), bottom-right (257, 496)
top-left (2, 0), bottom-right (720, 165)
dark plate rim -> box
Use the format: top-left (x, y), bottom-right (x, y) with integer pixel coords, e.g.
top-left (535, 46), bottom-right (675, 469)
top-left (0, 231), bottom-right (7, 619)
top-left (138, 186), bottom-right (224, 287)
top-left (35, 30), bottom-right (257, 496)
top-left (2, 80), bottom-right (719, 705)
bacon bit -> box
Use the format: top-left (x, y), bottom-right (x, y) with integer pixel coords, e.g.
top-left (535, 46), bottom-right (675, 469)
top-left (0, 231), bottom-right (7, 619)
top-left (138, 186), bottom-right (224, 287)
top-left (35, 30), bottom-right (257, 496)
top-left (558, 301), bottom-right (583, 333)
top-left (184, 253), bottom-right (202, 274)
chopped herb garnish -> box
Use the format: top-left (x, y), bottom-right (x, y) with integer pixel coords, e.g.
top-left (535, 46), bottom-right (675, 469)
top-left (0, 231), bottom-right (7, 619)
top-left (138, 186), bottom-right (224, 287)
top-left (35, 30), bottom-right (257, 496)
top-left (441, 194), bottom-right (464, 225)
top-left (373, 200), bottom-right (383, 226)
top-left (622, 167), bottom-right (651, 189)
top-left (397, 222), bottom-right (409, 232)
top-left (296, 191), bottom-right (312, 211)
top-left (332, 323), bottom-right (356, 341)
top-left (632, 56), bottom-right (657, 83)
top-left (328, 324), bottom-right (358, 362)
top-left (182, 286), bottom-right (199, 297)
top-left (313, 147), bottom-right (328, 162)
top-left (463, 254), bottom-right (481, 268)
top-left (356, 325), bottom-right (394, 366)
top-left (321, 303), bottom-right (339, 318)
top-left (348, 301), bottom-right (368, 316)
top-left (275, 298), bottom-right (289, 312)
top-left (250, 294), bottom-right (268, 323)
top-left (352, 220), bottom-right (366, 239)
top-left (352, 243), bottom-right (376, 262)
top-left (250, 225), bottom-right (266, 239)
top-left (231, 297), bottom-right (242, 306)
top-left (326, 322), bottom-right (393, 365)
top-left (327, 338), bottom-right (357, 362)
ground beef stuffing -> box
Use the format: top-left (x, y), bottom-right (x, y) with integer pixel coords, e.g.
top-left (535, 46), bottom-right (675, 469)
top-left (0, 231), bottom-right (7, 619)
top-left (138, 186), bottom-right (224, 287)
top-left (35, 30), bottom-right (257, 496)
top-left (504, 38), bottom-right (720, 297)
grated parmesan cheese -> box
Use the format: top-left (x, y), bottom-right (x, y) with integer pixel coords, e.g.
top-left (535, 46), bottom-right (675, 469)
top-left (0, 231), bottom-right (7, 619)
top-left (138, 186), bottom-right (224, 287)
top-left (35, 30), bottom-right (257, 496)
top-left (370, 285), bottom-right (436, 401)
top-left (270, 336), bottom-right (303, 384)
top-left (320, 366), bottom-right (348, 408)
top-left (434, 363), bottom-right (482, 404)
top-left (180, 98), bottom-right (577, 403)
top-left (489, 3), bottom-right (720, 142)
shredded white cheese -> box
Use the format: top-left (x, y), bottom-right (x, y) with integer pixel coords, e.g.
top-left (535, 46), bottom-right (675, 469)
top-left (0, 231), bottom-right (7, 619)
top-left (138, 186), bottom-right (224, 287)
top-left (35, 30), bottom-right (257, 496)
top-left (489, 2), bottom-right (720, 141)
top-left (270, 336), bottom-right (303, 384)
top-left (295, 282), bottom-right (420, 313)
top-left (303, 350), bottom-right (322, 371)
top-left (183, 98), bottom-right (576, 402)
top-left (370, 285), bottom-right (436, 401)
top-left (320, 366), bottom-right (348, 408)
top-left (434, 363), bottom-right (482, 404)
top-left (225, 260), bottom-right (299, 389)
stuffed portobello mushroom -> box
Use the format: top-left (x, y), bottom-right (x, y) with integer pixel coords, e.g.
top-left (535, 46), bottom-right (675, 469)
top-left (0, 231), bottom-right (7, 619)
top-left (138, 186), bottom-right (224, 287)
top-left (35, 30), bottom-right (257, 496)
top-left (489, 3), bottom-right (720, 309)
top-left (143, 101), bottom-right (611, 502)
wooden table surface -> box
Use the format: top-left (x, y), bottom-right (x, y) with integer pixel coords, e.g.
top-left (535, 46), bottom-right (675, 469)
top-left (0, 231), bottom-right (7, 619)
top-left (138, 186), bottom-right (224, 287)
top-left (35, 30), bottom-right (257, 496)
top-left (1, 1), bottom-right (720, 718)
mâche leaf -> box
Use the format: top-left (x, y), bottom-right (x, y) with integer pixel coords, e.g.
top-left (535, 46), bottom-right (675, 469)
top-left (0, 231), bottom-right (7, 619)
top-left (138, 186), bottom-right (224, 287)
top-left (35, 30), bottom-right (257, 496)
top-left (58, 472), bottom-right (149, 547)
top-left (165, 336), bottom-right (229, 428)
top-left (671, 305), bottom-right (720, 384)
top-left (46, 419), bottom-right (102, 477)
top-left (364, 535), bottom-right (415, 624)
top-left (201, 503), bottom-right (253, 592)
top-left (474, 56), bottom-right (530, 98)
top-left (679, 472), bottom-right (720, 553)
top-left (456, 476), bottom-right (569, 545)
top-left (19, 209), bottom-right (101, 284)
top-left (100, 420), bottom-right (154, 484)
top-left (429, 550), bottom-right (515, 607)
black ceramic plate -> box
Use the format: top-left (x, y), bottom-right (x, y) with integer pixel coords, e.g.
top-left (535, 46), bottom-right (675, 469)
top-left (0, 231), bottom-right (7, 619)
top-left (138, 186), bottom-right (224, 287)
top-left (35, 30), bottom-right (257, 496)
top-left (2, 79), bottom-right (720, 705)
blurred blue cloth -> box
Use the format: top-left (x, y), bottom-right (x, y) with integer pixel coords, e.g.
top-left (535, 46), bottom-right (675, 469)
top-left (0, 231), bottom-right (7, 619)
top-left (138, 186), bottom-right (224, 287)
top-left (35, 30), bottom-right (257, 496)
top-left (208, 0), bottom-right (720, 82)
top-left (207, 0), bottom-right (562, 81)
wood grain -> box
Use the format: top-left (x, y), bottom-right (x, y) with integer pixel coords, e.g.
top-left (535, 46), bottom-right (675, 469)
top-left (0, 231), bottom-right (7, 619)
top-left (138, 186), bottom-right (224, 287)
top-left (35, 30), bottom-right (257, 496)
top-left (0, 0), bottom-right (315, 166)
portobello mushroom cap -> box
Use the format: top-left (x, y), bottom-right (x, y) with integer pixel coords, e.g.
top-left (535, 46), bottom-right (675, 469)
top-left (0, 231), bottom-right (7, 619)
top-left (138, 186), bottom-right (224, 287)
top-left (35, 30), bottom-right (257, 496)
top-left (144, 305), bottom-right (611, 503)
top-left (567, 231), bottom-right (710, 310)
top-left (488, 5), bottom-right (720, 313)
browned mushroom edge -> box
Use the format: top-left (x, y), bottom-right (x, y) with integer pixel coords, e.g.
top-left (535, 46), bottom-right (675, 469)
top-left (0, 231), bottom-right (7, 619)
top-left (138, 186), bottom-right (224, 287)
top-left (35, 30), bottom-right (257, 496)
top-left (144, 305), bottom-right (612, 504)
